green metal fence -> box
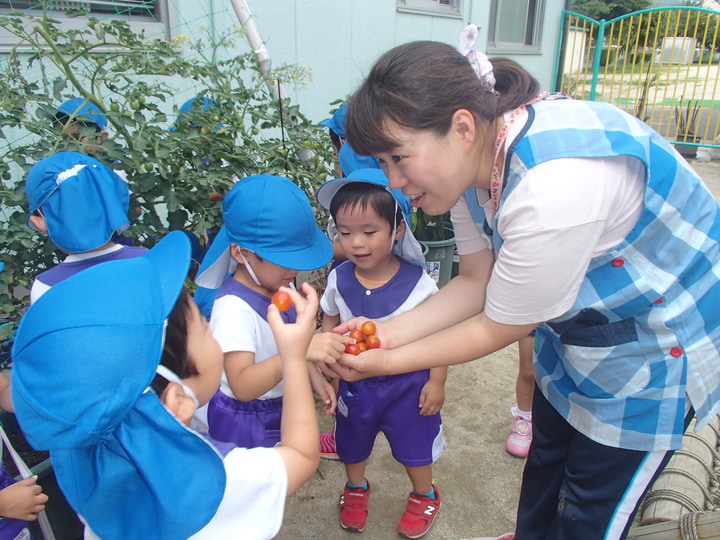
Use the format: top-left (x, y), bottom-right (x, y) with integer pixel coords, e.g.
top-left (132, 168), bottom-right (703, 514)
top-left (554, 7), bottom-right (720, 153)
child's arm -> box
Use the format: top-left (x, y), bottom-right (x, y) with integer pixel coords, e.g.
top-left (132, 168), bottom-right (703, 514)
top-left (0, 373), bottom-right (13, 412)
top-left (321, 313), bottom-right (341, 333)
top-left (267, 284), bottom-right (321, 495)
top-left (0, 476), bottom-right (48, 521)
top-left (418, 366), bottom-right (448, 416)
top-left (224, 351), bottom-right (283, 402)
top-left (308, 363), bottom-right (336, 415)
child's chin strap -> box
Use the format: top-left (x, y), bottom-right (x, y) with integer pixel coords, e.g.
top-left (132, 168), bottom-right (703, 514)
top-left (155, 364), bottom-right (199, 408)
top-left (238, 250), bottom-right (264, 287)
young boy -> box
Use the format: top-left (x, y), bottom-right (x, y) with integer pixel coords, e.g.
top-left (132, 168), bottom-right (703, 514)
top-left (25, 151), bottom-right (145, 303)
top-left (195, 174), bottom-right (349, 448)
top-left (10, 231), bottom-right (321, 539)
top-left (317, 168), bottom-right (447, 539)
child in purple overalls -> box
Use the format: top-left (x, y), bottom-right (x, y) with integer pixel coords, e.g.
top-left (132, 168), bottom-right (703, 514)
top-left (25, 151), bottom-right (145, 303)
top-left (194, 174), bottom-right (345, 449)
top-left (317, 168), bottom-right (447, 539)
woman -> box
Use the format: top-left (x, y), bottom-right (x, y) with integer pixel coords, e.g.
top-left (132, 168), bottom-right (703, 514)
top-left (328, 36), bottom-right (720, 540)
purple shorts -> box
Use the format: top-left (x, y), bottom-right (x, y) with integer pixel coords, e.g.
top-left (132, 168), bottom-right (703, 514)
top-left (336, 370), bottom-right (445, 467)
top-left (207, 390), bottom-right (282, 448)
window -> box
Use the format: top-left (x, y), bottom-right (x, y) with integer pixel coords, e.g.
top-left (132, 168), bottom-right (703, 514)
top-left (396, 0), bottom-right (462, 19)
top-left (0, 1), bottom-right (168, 47)
top-left (488, 0), bottom-right (544, 52)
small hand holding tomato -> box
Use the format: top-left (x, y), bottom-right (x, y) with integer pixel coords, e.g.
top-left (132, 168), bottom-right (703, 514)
top-left (307, 330), bottom-right (354, 363)
top-left (272, 291), bottom-right (292, 312)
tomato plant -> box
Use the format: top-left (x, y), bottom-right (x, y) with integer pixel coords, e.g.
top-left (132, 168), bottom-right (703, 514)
top-left (271, 291), bottom-right (292, 312)
top-left (361, 321), bottom-right (376, 336)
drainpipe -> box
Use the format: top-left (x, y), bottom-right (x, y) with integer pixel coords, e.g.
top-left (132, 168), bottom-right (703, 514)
top-left (229, 0), bottom-right (287, 100)
top-left (553, 0), bottom-right (574, 91)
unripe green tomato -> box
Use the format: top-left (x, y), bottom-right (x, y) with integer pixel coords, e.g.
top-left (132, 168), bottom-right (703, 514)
top-left (251, 127), bottom-right (259, 135)
top-left (110, 103), bottom-right (120, 112)
top-left (130, 101), bottom-right (141, 111)
top-left (144, 163), bottom-right (154, 172)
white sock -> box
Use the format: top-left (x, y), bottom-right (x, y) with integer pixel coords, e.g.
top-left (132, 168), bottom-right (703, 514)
top-left (510, 406), bottom-right (532, 421)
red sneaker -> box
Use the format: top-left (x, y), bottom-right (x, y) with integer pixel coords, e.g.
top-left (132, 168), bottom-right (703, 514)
top-left (339, 480), bottom-right (371, 533)
top-left (397, 485), bottom-right (441, 538)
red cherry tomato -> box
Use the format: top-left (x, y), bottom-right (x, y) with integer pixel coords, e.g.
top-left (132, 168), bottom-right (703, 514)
top-left (357, 342), bottom-right (368, 353)
top-left (349, 329), bottom-right (365, 343)
top-left (345, 343), bottom-right (361, 356)
top-left (361, 320), bottom-right (377, 336)
top-left (365, 334), bottom-right (381, 349)
top-left (271, 291), bottom-right (292, 312)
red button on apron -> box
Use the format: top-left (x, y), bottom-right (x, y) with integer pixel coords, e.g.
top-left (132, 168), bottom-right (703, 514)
top-left (612, 258), bottom-right (625, 267)
top-left (670, 347), bottom-right (683, 358)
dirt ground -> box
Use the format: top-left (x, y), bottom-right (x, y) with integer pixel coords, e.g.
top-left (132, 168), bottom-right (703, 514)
top-left (276, 158), bottom-right (720, 540)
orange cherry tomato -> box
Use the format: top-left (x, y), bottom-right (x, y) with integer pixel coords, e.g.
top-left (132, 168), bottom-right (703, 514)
top-left (361, 320), bottom-right (377, 336)
top-left (349, 329), bottom-right (365, 343)
top-left (365, 334), bottom-right (381, 349)
top-left (357, 342), bottom-right (368, 353)
top-left (345, 343), bottom-right (361, 355)
top-left (271, 291), bottom-right (292, 312)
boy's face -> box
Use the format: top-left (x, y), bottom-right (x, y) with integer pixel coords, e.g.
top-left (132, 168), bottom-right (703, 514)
top-left (231, 245), bottom-right (299, 295)
top-left (55, 121), bottom-right (107, 153)
top-left (184, 300), bottom-right (223, 406)
top-left (335, 203), bottom-right (405, 272)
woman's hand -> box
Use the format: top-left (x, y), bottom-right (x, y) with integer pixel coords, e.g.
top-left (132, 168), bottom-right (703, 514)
top-left (319, 347), bottom-right (389, 382)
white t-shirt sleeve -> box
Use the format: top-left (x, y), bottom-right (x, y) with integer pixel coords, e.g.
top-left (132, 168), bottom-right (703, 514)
top-left (189, 447), bottom-right (288, 539)
top-left (210, 295), bottom-right (260, 355)
top-left (484, 155), bottom-right (645, 325)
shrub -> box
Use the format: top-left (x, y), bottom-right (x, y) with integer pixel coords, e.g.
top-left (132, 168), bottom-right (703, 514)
top-left (0, 11), bottom-right (337, 326)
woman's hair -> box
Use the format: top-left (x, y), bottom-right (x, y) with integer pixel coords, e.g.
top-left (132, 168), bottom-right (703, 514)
top-left (345, 41), bottom-right (540, 156)
top-left (151, 288), bottom-right (199, 395)
top-left (329, 183), bottom-right (403, 229)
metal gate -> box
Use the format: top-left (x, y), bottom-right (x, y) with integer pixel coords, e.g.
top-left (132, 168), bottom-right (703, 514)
top-left (554, 7), bottom-right (720, 153)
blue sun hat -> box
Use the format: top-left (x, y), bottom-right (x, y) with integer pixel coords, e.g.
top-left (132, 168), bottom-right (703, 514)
top-left (25, 152), bottom-right (130, 253)
top-left (55, 97), bottom-right (108, 130)
top-left (195, 174), bottom-right (333, 289)
top-left (319, 103), bottom-right (348, 138)
top-left (11, 231), bottom-right (226, 540)
top-left (172, 96), bottom-right (224, 131)
top-left (316, 168), bottom-right (425, 267)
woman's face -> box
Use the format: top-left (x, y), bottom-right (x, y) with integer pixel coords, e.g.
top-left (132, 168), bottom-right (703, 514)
top-left (373, 120), bottom-right (478, 216)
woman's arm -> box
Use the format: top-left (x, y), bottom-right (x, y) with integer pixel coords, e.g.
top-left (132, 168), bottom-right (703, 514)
top-left (334, 312), bottom-right (537, 381)
top-left (333, 248), bottom-right (495, 349)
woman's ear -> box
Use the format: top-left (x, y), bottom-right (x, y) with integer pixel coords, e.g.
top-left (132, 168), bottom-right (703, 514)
top-left (160, 382), bottom-right (196, 425)
top-left (28, 214), bottom-right (48, 235)
top-left (450, 109), bottom-right (478, 151)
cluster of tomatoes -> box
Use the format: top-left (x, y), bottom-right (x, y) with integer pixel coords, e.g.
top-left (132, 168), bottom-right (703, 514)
top-left (344, 321), bottom-right (380, 356)
top-left (272, 291), bottom-right (380, 356)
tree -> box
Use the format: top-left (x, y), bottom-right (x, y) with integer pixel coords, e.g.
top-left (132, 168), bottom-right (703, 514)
top-left (572, 0), bottom-right (651, 19)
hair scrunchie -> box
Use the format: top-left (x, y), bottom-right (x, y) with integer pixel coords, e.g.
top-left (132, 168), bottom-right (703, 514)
top-left (457, 24), bottom-right (497, 93)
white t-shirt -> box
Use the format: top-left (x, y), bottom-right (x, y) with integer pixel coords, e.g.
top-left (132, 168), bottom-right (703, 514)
top-left (84, 446), bottom-right (288, 540)
top-left (452, 111), bottom-right (646, 325)
top-left (210, 294), bottom-right (284, 400)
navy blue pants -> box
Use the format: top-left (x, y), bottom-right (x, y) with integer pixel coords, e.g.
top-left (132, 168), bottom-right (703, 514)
top-left (515, 386), bottom-right (691, 540)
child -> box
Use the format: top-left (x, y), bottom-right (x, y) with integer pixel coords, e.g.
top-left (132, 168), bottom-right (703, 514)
top-left (52, 97), bottom-right (109, 154)
top-left (317, 168), bottom-right (447, 539)
top-left (10, 231), bottom-right (321, 539)
top-left (505, 331), bottom-right (536, 457)
top-left (0, 262), bottom-right (48, 540)
top-left (25, 151), bottom-right (146, 303)
top-left (195, 174), bottom-right (347, 449)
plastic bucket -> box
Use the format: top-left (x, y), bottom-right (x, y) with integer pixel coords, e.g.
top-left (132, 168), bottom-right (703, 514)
top-left (420, 227), bottom-right (455, 288)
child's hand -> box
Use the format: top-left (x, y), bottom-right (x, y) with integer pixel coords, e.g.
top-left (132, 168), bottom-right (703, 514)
top-left (0, 476), bottom-right (48, 521)
top-left (333, 317), bottom-right (388, 349)
top-left (418, 379), bottom-right (445, 416)
top-left (267, 283), bottom-right (319, 362)
top-left (308, 364), bottom-right (337, 415)
top-left (307, 331), bottom-right (354, 364)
